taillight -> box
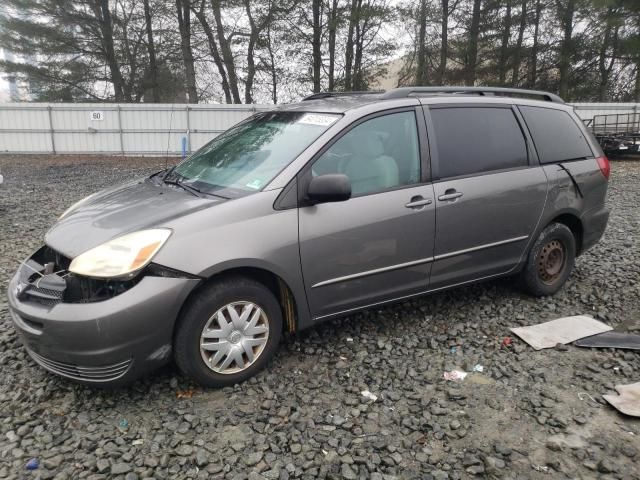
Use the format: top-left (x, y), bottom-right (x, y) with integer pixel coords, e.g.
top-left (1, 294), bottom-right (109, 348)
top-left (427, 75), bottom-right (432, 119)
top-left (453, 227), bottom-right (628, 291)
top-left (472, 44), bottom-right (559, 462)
top-left (596, 156), bottom-right (610, 180)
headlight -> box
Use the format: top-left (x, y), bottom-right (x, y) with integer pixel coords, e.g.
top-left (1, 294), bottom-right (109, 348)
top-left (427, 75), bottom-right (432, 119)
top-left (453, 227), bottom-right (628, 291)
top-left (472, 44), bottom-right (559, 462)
top-left (69, 229), bottom-right (172, 278)
top-left (59, 193), bottom-right (97, 220)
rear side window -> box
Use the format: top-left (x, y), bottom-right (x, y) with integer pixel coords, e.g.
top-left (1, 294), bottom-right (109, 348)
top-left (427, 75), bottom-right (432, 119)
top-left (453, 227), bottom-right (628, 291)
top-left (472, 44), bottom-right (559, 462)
top-left (430, 107), bottom-right (528, 179)
top-left (519, 106), bottom-right (593, 163)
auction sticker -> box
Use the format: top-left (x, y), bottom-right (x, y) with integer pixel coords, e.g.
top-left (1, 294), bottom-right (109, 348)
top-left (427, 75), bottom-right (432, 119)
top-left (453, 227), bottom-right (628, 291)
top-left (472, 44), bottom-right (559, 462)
top-left (298, 113), bottom-right (338, 127)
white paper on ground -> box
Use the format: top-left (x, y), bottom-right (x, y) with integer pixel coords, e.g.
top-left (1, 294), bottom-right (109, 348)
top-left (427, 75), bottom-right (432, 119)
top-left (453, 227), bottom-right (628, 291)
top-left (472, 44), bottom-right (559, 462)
top-left (510, 315), bottom-right (612, 350)
top-left (603, 382), bottom-right (640, 417)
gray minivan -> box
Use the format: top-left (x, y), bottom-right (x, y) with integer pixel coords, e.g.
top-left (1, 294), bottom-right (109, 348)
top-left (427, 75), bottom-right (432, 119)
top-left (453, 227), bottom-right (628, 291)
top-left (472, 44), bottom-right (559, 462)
top-left (7, 87), bottom-right (610, 387)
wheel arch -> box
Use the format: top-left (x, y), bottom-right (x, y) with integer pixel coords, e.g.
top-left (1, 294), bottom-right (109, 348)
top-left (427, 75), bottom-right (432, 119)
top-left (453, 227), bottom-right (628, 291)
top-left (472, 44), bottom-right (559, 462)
top-left (174, 262), bottom-right (308, 335)
top-left (548, 212), bottom-right (584, 255)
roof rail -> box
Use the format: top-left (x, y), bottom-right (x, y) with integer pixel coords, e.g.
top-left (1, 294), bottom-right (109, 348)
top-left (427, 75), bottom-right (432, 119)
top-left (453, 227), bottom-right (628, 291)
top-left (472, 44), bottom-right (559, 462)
top-left (302, 91), bottom-right (383, 101)
top-left (381, 86), bottom-right (564, 103)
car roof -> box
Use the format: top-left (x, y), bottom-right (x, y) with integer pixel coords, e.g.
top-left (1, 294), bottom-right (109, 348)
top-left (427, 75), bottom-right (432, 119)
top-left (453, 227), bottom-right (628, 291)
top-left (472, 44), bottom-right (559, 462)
top-left (274, 87), bottom-right (572, 115)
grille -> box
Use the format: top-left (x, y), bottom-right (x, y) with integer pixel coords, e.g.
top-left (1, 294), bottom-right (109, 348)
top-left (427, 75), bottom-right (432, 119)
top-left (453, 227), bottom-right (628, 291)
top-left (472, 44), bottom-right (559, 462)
top-left (27, 349), bottom-right (132, 383)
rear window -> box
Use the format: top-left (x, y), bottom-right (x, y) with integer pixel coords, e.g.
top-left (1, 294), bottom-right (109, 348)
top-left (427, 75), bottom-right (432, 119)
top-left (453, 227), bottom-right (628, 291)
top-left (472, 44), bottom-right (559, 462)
top-left (519, 106), bottom-right (593, 163)
top-left (430, 107), bottom-right (528, 178)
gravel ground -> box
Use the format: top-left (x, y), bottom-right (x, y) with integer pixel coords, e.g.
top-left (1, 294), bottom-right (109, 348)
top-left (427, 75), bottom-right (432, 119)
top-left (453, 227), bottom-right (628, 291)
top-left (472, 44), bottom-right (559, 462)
top-left (0, 154), bottom-right (639, 480)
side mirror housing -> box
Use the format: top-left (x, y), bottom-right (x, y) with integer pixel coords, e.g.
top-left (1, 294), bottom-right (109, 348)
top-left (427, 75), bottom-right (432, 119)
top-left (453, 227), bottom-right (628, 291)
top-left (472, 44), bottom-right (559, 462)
top-left (307, 174), bottom-right (351, 204)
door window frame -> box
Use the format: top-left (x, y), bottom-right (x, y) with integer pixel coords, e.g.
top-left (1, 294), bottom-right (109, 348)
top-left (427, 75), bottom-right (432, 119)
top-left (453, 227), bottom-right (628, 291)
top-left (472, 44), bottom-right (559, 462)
top-left (292, 106), bottom-right (431, 206)
top-left (423, 103), bottom-right (540, 183)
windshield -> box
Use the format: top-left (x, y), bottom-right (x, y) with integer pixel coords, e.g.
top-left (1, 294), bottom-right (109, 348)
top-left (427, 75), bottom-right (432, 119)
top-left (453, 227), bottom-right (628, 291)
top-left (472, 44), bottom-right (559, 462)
top-left (172, 111), bottom-right (340, 198)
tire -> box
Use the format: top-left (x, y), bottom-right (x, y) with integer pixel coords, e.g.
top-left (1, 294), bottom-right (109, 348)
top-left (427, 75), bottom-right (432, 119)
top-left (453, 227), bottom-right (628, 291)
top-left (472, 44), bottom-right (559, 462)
top-left (174, 276), bottom-right (283, 388)
top-left (519, 222), bottom-right (576, 297)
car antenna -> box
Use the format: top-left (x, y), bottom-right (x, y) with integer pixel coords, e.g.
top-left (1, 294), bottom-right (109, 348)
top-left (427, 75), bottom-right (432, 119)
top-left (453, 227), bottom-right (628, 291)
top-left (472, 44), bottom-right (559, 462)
top-left (165, 104), bottom-right (175, 171)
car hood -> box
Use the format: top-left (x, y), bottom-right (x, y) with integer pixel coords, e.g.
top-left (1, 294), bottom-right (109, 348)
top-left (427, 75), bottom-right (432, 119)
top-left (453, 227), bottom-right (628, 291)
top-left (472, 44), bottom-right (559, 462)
top-left (45, 177), bottom-right (224, 258)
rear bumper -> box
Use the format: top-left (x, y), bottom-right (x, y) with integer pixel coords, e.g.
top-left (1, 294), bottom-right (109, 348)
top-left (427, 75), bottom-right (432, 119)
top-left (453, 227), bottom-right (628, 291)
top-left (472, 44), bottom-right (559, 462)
top-left (580, 204), bottom-right (610, 254)
top-left (7, 272), bottom-right (199, 386)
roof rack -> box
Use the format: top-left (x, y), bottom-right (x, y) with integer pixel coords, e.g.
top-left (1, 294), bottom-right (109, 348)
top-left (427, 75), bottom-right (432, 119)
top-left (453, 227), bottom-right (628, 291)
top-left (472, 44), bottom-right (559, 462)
top-left (302, 91), bottom-right (383, 101)
top-left (381, 86), bottom-right (564, 103)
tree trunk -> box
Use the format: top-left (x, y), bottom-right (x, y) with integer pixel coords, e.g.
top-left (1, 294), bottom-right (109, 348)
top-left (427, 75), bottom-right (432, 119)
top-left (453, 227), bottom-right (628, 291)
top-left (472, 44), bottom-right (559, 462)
top-left (464, 0), bottom-right (482, 86)
top-left (344, 0), bottom-right (357, 90)
top-left (438, 0), bottom-right (449, 84)
top-left (211, 0), bottom-right (241, 103)
top-left (311, 0), bottom-right (322, 93)
top-left (175, 0), bottom-right (198, 103)
top-left (193, 2), bottom-right (232, 103)
top-left (96, 0), bottom-right (127, 102)
top-left (558, 0), bottom-right (576, 100)
top-left (243, 0), bottom-right (259, 103)
top-left (328, 0), bottom-right (338, 91)
top-left (597, 8), bottom-right (616, 102)
top-left (353, 17), bottom-right (364, 90)
top-left (416, 0), bottom-right (428, 85)
top-left (511, 0), bottom-right (526, 86)
top-left (142, 0), bottom-right (160, 102)
top-left (498, 0), bottom-right (512, 85)
top-left (266, 21), bottom-right (278, 104)
top-left (528, 0), bottom-right (541, 88)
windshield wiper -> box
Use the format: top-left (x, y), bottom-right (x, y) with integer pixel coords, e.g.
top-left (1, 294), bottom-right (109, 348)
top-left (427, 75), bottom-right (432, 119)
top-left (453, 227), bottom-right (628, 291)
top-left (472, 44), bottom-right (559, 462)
top-left (163, 178), bottom-right (200, 197)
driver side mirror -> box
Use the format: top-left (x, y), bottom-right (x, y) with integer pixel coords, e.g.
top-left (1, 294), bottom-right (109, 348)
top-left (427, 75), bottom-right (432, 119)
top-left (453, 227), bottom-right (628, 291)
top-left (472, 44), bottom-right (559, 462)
top-left (307, 174), bottom-right (351, 204)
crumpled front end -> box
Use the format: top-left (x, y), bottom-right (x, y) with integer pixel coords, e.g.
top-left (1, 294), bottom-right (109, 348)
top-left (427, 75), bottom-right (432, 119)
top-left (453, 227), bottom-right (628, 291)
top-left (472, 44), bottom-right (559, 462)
top-left (7, 245), bottom-right (200, 386)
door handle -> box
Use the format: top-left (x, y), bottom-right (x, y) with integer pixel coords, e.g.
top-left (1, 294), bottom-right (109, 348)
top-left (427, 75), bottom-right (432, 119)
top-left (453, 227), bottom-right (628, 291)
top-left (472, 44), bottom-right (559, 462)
top-left (438, 190), bottom-right (463, 201)
top-left (405, 196), bottom-right (432, 209)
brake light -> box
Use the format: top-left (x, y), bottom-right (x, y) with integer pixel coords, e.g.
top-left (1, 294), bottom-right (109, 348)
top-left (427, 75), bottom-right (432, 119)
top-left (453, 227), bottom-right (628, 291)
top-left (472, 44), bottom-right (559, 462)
top-left (596, 156), bottom-right (610, 180)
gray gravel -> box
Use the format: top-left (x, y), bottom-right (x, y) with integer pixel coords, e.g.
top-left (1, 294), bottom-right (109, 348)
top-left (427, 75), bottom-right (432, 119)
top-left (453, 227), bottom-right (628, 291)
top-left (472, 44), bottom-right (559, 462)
top-left (1, 154), bottom-right (639, 479)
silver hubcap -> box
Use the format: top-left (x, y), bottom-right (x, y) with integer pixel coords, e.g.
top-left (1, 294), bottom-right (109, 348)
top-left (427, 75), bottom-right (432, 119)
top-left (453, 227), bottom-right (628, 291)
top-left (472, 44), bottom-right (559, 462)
top-left (200, 301), bottom-right (269, 374)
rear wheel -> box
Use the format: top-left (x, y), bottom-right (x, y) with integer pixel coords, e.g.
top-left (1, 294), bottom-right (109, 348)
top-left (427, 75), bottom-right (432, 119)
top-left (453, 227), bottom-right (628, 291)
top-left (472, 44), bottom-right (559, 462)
top-left (520, 222), bottom-right (576, 296)
top-left (174, 276), bottom-right (282, 387)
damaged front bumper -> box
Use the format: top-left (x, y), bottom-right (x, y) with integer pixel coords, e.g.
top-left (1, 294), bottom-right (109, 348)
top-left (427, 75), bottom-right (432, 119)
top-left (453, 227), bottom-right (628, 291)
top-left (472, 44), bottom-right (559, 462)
top-left (7, 246), bottom-right (200, 386)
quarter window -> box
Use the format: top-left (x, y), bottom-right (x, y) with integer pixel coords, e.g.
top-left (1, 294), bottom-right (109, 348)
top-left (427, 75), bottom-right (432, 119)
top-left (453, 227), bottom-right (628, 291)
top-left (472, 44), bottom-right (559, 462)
top-left (312, 111), bottom-right (421, 196)
top-left (430, 107), bottom-right (528, 178)
top-left (519, 106), bottom-right (593, 163)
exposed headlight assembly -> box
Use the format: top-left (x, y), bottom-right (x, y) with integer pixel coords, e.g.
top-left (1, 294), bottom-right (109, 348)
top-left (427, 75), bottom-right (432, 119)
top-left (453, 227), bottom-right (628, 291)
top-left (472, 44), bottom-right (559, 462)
top-left (69, 229), bottom-right (172, 279)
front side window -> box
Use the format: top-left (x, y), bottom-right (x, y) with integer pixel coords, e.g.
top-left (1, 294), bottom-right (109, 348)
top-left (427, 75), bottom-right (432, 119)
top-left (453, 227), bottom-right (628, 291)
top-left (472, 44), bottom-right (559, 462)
top-left (519, 106), bottom-right (593, 163)
top-left (430, 107), bottom-right (528, 179)
top-left (311, 111), bottom-right (421, 196)
top-left (174, 111), bottom-right (339, 198)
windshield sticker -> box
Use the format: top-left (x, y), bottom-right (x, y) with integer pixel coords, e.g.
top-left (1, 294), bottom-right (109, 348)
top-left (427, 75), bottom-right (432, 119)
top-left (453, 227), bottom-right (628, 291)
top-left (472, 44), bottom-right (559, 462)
top-left (246, 179), bottom-right (263, 190)
top-left (298, 113), bottom-right (338, 127)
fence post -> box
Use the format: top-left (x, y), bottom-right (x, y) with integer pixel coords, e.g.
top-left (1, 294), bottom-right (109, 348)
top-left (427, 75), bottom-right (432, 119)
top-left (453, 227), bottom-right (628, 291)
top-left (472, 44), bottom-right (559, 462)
top-left (47, 105), bottom-right (56, 154)
top-left (186, 105), bottom-right (191, 154)
top-left (117, 104), bottom-right (124, 155)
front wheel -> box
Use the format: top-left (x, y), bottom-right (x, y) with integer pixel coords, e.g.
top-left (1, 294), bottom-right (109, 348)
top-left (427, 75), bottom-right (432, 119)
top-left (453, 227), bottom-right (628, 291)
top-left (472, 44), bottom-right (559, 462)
top-left (519, 222), bottom-right (576, 297)
top-left (174, 276), bottom-right (283, 387)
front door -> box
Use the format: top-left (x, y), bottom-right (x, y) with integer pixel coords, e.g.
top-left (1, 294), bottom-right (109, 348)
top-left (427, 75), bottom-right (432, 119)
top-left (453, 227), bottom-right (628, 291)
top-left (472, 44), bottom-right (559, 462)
top-left (425, 105), bottom-right (548, 289)
top-left (298, 110), bottom-right (436, 319)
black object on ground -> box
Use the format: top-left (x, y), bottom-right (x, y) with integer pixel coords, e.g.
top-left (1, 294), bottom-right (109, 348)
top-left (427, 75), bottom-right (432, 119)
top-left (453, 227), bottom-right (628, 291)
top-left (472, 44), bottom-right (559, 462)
top-left (574, 331), bottom-right (640, 350)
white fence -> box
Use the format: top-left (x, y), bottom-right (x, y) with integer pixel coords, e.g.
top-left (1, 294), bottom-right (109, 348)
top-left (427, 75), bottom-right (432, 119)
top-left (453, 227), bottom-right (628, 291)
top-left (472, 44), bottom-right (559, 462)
top-left (0, 103), bottom-right (271, 155)
top-left (0, 101), bottom-right (638, 155)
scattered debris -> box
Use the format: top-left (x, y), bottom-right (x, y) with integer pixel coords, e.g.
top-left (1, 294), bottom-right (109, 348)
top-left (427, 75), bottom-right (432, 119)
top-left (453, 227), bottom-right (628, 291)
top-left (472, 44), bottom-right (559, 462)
top-left (574, 331), bottom-right (640, 350)
top-left (578, 392), bottom-right (601, 407)
top-left (472, 364), bottom-right (484, 373)
top-left (443, 370), bottom-right (468, 381)
top-left (603, 382), bottom-right (640, 417)
top-left (176, 389), bottom-right (196, 399)
top-left (25, 458), bottom-right (39, 471)
top-left (346, 337), bottom-right (354, 342)
top-left (132, 439), bottom-right (144, 446)
top-left (532, 464), bottom-right (549, 473)
top-left (361, 390), bottom-right (378, 402)
top-left (450, 346), bottom-right (458, 354)
top-left (510, 315), bottom-right (612, 350)
top-left (501, 336), bottom-right (513, 348)
top-left (118, 419), bottom-right (129, 431)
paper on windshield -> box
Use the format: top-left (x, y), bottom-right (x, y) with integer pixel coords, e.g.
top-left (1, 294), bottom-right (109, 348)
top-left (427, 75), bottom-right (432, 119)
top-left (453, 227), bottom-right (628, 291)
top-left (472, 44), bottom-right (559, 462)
top-left (297, 113), bottom-right (338, 127)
